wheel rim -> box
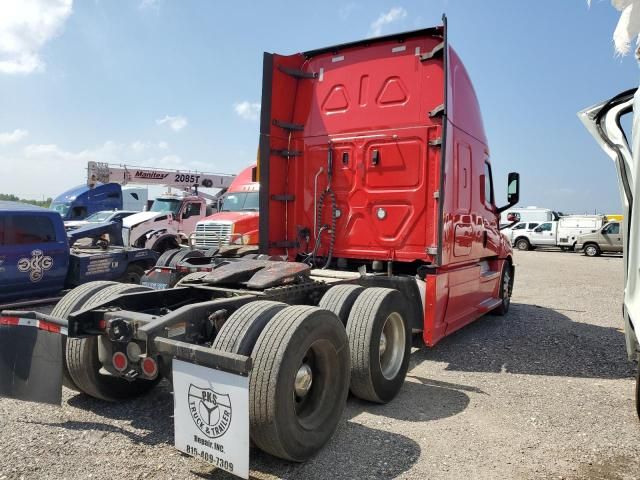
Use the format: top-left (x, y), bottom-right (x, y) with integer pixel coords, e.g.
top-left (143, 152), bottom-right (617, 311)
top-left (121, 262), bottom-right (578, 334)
top-left (502, 267), bottom-right (511, 304)
top-left (292, 340), bottom-right (338, 430)
top-left (379, 312), bottom-right (404, 381)
top-left (586, 246), bottom-right (596, 256)
top-left (294, 363), bottom-right (313, 397)
top-left (517, 241), bottom-right (527, 250)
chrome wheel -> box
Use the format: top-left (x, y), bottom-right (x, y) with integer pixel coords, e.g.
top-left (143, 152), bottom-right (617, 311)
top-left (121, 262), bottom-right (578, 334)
top-left (502, 267), bottom-right (512, 302)
top-left (585, 245), bottom-right (598, 257)
top-left (294, 363), bottom-right (313, 397)
top-left (379, 312), bottom-right (404, 381)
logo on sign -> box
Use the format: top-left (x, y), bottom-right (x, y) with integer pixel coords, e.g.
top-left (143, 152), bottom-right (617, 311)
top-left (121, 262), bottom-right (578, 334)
top-left (18, 249), bottom-right (53, 282)
top-left (134, 170), bottom-right (169, 180)
top-left (188, 384), bottom-right (232, 439)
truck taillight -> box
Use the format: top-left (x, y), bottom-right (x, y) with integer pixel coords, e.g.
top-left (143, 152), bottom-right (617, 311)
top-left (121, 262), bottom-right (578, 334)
top-left (112, 351), bottom-right (128, 372)
top-left (141, 357), bottom-right (158, 378)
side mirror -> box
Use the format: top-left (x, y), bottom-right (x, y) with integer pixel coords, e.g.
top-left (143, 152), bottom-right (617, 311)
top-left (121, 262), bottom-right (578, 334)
top-left (506, 212), bottom-right (520, 222)
top-left (497, 172), bottom-right (520, 213)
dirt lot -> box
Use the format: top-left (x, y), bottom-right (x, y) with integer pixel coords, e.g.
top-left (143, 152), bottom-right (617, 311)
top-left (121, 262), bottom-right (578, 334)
top-left (1, 250), bottom-right (639, 480)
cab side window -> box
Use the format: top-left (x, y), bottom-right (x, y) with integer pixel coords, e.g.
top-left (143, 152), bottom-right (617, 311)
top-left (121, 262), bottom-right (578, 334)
top-left (528, 223), bottom-right (539, 229)
top-left (512, 223), bottom-right (525, 230)
top-left (604, 223), bottom-right (620, 234)
top-left (483, 162), bottom-right (494, 205)
top-left (185, 203), bottom-right (201, 217)
top-left (535, 223), bottom-right (552, 232)
top-left (9, 215), bottom-right (56, 244)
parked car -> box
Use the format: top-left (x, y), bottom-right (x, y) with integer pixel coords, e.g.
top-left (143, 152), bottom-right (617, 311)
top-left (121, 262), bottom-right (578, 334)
top-left (504, 221), bottom-right (540, 245)
top-left (513, 215), bottom-right (607, 251)
top-left (64, 209), bottom-right (137, 231)
top-left (575, 221), bottom-right (623, 257)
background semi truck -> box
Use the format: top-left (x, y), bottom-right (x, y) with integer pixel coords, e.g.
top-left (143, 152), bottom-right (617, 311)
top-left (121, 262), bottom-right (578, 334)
top-left (194, 164), bottom-right (259, 248)
top-left (0, 21), bottom-right (520, 478)
top-left (85, 162), bottom-right (236, 252)
top-left (50, 183), bottom-right (147, 220)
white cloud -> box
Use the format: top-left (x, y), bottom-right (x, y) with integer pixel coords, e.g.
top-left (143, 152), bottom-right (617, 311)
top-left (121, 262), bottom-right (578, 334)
top-left (1, 140), bottom-right (222, 198)
top-left (0, 0), bottom-right (73, 75)
top-left (0, 128), bottom-right (28, 145)
top-left (368, 7), bottom-right (407, 37)
top-left (130, 140), bottom-right (169, 152)
top-left (156, 114), bottom-right (188, 132)
top-left (234, 101), bottom-right (261, 121)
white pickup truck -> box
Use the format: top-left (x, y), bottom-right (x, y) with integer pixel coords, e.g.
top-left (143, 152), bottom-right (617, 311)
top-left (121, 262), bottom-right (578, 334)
top-left (512, 215), bottom-right (606, 251)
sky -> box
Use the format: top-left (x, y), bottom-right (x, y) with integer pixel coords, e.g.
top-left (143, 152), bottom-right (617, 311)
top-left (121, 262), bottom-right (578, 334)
top-left (0, 0), bottom-right (637, 213)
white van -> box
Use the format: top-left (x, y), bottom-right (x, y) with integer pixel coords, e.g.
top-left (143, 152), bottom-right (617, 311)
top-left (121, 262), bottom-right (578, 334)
top-left (513, 215), bottom-right (607, 250)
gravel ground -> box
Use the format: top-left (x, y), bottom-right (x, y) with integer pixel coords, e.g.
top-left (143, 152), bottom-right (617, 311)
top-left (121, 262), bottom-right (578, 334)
top-left (1, 250), bottom-right (639, 480)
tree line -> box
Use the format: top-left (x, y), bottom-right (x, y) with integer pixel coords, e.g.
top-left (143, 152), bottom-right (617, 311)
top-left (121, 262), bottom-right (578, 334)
top-left (0, 193), bottom-right (52, 208)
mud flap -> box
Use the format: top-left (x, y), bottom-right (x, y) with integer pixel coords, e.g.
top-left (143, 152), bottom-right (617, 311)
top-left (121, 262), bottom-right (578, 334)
top-left (0, 316), bottom-right (65, 404)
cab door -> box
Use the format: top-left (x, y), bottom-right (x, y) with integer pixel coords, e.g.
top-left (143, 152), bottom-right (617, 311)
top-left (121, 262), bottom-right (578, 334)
top-left (601, 222), bottom-right (622, 252)
top-left (530, 222), bottom-right (556, 246)
top-left (179, 201), bottom-right (203, 236)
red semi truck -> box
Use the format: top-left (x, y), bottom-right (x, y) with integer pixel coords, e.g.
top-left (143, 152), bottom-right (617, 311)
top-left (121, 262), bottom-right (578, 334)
top-left (0, 19), bottom-right (519, 479)
top-left (193, 164), bottom-right (260, 248)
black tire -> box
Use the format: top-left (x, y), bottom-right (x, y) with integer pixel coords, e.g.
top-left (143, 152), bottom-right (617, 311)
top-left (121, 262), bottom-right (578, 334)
top-left (155, 248), bottom-right (182, 267)
top-left (168, 249), bottom-right (203, 268)
top-left (346, 288), bottom-right (411, 403)
top-left (212, 301), bottom-right (287, 356)
top-left (584, 243), bottom-right (601, 257)
top-left (117, 263), bottom-right (145, 284)
top-left (152, 236), bottom-right (180, 254)
top-left (491, 261), bottom-right (513, 316)
top-left (250, 305), bottom-right (350, 462)
top-left (515, 238), bottom-right (530, 251)
top-left (51, 281), bottom-right (118, 391)
top-left (66, 283), bottom-right (159, 401)
top-left (318, 284), bottom-right (365, 325)
top-left (175, 271), bottom-right (209, 286)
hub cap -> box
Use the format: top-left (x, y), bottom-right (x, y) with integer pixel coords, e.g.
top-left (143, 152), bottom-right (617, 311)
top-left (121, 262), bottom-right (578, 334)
top-left (294, 363), bottom-right (313, 397)
top-left (379, 312), bottom-right (404, 380)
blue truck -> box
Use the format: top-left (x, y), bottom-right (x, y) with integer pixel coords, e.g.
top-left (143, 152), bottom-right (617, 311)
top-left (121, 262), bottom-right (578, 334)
top-left (49, 183), bottom-right (147, 221)
top-left (0, 201), bottom-right (158, 303)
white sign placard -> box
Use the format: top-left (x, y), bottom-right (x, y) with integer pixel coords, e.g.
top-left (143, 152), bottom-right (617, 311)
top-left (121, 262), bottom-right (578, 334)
top-left (173, 359), bottom-right (249, 479)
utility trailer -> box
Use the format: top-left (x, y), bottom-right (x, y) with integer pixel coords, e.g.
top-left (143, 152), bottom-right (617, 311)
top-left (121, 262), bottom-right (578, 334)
top-left (0, 19), bottom-right (520, 479)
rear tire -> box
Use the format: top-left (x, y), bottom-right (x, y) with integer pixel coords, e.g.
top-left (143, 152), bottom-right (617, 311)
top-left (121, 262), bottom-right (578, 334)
top-left (346, 288), bottom-right (411, 403)
top-left (117, 263), bottom-right (145, 284)
top-left (249, 305), bottom-right (350, 461)
top-left (155, 248), bottom-right (182, 267)
top-left (168, 249), bottom-right (203, 268)
top-left (515, 238), bottom-right (530, 251)
top-left (491, 261), bottom-right (513, 316)
top-left (66, 284), bottom-right (159, 401)
top-left (584, 243), bottom-right (601, 257)
top-left (51, 281), bottom-right (118, 391)
top-left (212, 301), bottom-right (287, 355)
top-left (318, 284), bottom-right (365, 325)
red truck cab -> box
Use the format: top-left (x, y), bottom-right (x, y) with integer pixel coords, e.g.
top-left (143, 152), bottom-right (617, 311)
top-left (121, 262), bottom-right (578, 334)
top-left (193, 165), bottom-right (259, 248)
top-left (259, 21), bottom-right (520, 346)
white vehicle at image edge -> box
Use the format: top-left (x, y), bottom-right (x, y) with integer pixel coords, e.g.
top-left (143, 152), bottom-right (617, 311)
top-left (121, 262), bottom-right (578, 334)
top-left (579, 88), bottom-right (640, 417)
top-left (512, 215), bottom-right (607, 251)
